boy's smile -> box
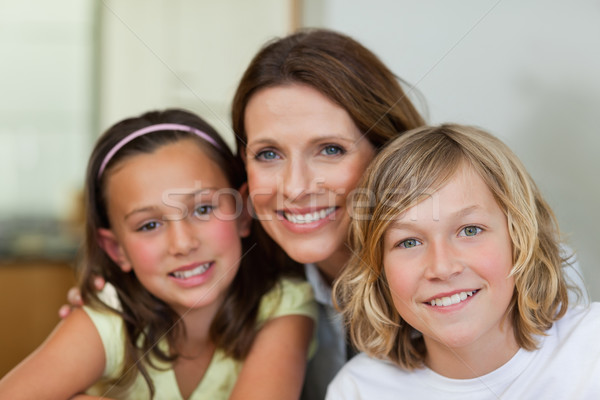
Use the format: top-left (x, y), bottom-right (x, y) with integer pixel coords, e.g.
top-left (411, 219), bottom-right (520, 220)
top-left (383, 163), bottom-right (518, 378)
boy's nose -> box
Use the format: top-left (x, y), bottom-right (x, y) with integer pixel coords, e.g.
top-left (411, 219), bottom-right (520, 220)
top-left (424, 241), bottom-right (464, 281)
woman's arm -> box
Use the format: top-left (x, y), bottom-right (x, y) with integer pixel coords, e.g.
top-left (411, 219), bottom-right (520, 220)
top-left (0, 308), bottom-right (106, 400)
top-left (229, 314), bottom-right (314, 400)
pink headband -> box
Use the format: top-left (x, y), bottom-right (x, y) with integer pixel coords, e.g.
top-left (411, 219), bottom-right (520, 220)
top-left (97, 123), bottom-right (220, 178)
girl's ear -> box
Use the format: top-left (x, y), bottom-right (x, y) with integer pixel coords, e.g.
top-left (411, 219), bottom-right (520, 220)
top-left (97, 228), bottom-right (132, 272)
top-left (237, 182), bottom-right (252, 238)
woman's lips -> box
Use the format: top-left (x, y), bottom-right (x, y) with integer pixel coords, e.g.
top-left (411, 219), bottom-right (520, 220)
top-left (281, 206), bottom-right (337, 224)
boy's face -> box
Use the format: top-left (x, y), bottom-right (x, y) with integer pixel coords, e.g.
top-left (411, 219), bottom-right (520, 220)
top-left (382, 164), bottom-right (517, 375)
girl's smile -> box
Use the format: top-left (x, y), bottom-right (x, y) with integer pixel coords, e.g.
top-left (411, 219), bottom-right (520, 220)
top-left (99, 139), bottom-right (250, 315)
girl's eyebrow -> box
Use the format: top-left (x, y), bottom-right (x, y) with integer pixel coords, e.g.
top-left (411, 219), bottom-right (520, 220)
top-left (123, 188), bottom-right (221, 221)
top-left (123, 206), bottom-right (157, 221)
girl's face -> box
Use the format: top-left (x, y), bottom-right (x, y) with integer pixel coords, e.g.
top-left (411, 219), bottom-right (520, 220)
top-left (383, 165), bottom-right (517, 368)
top-left (99, 139), bottom-right (250, 315)
top-left (244, 84), bottom-right (375, 275)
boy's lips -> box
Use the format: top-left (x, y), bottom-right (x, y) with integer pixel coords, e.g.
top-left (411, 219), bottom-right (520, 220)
top-left (426, 289), bottom-right (480, 307)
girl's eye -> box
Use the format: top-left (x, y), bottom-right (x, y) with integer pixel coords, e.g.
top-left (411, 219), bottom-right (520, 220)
top-left (138, 221), bottom-right (159, 232)
top-left (255, 149), bottom-right (280, 161)
top-left (460, 226), bottom-right (482, 237)
top-left (194, 205), bottom-right (214, 217)
top-left (321, 145), bottom-right (345, 156)
top-left (398, 238), bottom-right (422, 249)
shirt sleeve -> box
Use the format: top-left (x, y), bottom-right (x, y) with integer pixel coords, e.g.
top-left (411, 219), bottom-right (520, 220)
top-left (257, 278), bottom-right (319, 358)
top-left (258, 278), bottom-right (318, 323)
top-left (82, 284), bottom-right (126, 379)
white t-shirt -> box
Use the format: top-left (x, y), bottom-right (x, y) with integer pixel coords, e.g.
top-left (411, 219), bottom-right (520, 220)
top-left (327, 303), bottom-right (600, 400)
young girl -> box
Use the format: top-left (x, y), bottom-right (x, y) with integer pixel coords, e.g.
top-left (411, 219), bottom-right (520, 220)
top-left (0, 109), bottom-right (316, 400)
top-left (328, 124), bottom-right (599, 399)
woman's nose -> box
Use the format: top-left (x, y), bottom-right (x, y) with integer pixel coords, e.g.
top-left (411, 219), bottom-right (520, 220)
top-left (281, 157), bottom-right (316, 201)
top-left (167, 220), bottom-right (200, 256)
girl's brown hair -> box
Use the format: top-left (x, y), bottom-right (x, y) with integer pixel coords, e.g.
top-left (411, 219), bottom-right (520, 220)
top-left (79, 109), bottom-right (282, 397)
top-left (334, 124), bottom-right (577, 370)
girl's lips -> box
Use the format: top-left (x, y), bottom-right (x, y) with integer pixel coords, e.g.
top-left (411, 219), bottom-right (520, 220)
top-left (169, 262), bottom-right (213, 280)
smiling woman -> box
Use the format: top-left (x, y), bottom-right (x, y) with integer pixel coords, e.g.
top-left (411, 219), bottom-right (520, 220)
top-left (244, 84), bottom-right (376, 278)
top-left (231, 28), bottom-right (426, 399)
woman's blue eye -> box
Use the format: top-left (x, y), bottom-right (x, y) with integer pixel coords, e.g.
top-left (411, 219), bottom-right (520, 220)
top-left (256, 150), bottom-right (279, 161)
top-left (322, 145), bottom-right (344, 156)
top-left (399, 238), bottom-right (421, 249)
top-left (460, 226), bottom-right (482, 237)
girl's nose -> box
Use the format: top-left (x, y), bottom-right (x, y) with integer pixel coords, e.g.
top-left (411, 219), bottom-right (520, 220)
top-left (424, 241), bottom-right (464, 281)
top-left (168, 220), bottom-right (200, 256)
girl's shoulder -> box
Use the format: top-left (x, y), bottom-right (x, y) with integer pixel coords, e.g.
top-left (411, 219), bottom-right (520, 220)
top-left (257, 277), bottom-right (317, 324)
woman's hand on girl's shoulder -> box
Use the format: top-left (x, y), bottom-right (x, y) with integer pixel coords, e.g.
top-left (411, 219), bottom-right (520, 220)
top-left (58, 277), bottom-right (106, 318)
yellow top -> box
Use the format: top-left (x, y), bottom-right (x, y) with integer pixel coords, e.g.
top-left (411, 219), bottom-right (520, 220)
top-left (84, 278), bottom-right (317, 399)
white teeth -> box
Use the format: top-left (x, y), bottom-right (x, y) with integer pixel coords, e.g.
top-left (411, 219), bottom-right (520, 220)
top-left (171, 263), bottom-right (211, 279)
top-left (283, 207), bottom-right (336, 224)
top-left (430, 291), bottom-right (476, 307)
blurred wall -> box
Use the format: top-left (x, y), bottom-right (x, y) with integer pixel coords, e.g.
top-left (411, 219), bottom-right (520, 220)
top-left (305, 0), bottom-right (600, 300)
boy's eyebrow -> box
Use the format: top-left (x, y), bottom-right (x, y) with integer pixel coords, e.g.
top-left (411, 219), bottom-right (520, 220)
top-left (388, 205), bottom-right (483, 230)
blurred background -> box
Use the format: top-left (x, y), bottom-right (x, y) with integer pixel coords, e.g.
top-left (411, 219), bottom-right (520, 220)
top-left (1, 0), bottom-right (599, 375)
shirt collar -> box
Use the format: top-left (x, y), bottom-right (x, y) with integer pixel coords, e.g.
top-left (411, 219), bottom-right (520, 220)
top-left (304, 263), bottom-right (333, 306)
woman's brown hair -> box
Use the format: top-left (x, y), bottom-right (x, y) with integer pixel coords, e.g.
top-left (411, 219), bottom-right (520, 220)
top-left (231, 28), bottom-right (425, 154)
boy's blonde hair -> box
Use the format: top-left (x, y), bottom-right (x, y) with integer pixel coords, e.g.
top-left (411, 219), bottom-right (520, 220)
top-left (334, 124), bottom-right (575, 369)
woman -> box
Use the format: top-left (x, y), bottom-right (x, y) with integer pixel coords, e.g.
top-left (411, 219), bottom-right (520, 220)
top-left (230, 28), bottom-right (425, 399)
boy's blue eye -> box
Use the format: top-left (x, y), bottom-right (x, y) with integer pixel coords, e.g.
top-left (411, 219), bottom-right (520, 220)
top-left (256, 150), bottom-right (279, 161)
top-left (399, 238), bottom-right (421, 249)
top-left (460, 226), bottom-right (482, 237)
top-left (321, 145), bottom-right (344, 156)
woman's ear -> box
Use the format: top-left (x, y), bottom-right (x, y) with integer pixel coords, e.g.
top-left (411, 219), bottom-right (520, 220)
top-left (97, 228), bottom-right (132, 272)
top-left (237, 182), bottom-right (252, 238)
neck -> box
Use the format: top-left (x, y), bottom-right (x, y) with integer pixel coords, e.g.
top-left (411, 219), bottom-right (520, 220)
top-left (172, 297), bottom-right (224, 356)
top-left (424, 320), bottom-right (519, 379)
top-left (315, 244), bottom-right (351, 285)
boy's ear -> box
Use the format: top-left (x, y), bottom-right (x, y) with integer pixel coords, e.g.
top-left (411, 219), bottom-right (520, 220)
top-left (97, 228), bottom-right (132, 272)
top-left (237, 182), bottom-right (252, 238)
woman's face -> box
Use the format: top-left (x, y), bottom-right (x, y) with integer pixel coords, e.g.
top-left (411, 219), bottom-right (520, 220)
top-left (244, 84), bottom-right (375, 274)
